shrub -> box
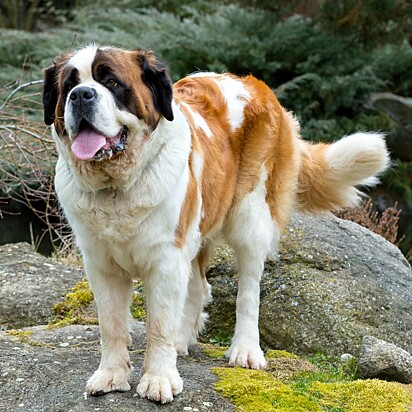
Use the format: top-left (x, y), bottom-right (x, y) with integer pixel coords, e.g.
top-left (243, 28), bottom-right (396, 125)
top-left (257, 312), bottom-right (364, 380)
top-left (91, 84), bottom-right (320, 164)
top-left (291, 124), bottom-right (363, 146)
top-left (335, 200), bottom-right (403, 245)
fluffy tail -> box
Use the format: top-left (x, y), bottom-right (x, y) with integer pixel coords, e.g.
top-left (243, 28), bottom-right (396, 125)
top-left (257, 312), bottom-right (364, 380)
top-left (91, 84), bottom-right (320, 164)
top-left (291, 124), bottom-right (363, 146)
top-left (297, 132), bottom-right (390, 212)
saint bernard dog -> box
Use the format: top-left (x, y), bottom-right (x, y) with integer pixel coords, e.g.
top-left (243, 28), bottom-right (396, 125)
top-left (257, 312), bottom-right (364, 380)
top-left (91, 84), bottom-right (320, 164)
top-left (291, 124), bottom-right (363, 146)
top-left (43, 44), bottom-right (390, 403)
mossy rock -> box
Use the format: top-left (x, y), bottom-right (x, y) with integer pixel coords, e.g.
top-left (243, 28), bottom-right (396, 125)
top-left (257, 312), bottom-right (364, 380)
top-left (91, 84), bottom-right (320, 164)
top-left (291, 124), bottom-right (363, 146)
top-left (50, 278), bottom-right (97, 327)
top-left (213, 367), bottom-right (412, 412)
top-left (205, 213), bottom-right (412, 357)
top-left (50, 278), bottom-right (147, 327)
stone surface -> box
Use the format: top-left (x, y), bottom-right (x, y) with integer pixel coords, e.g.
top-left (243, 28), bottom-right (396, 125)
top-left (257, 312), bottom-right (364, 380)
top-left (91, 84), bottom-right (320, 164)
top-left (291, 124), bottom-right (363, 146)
top-left (1, 212), bottom-right (411, 375)
top-left (205, 213), bottom-right (412, 357)
top-left (1, 213), bottom-right (412, 410)
top-left (369, 92), bottom-right (412, 161)
top-left (0, 242), bottom-right (85, 329)
top-left (0, 322), bottom-right (233, 412)
top-left (357, 335), bottom-right (412, 384)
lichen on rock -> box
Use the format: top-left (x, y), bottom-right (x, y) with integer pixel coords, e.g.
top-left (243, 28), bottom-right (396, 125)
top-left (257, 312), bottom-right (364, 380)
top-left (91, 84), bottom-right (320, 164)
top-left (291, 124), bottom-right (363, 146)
top-left (205, 213), bottom-right (412, 357)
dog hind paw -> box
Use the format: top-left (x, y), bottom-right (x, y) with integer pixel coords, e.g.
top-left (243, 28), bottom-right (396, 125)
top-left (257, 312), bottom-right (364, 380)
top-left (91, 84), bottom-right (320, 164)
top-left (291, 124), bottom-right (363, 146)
top-left (228, 344), bottom-right (267, 370)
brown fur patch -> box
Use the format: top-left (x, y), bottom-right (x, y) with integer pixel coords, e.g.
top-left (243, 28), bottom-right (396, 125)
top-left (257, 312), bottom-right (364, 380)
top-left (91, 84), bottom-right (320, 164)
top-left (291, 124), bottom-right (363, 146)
top-left (51, 48), bottom-right (161, 189)
top-left (174, 74), bottom-right (304, 244)
top-left (174, 77), bottom-right (239, 237)
top-left (232, 76), bottom-right (301, 230)
top-left (174, 150), bottom-right (199, 248)
top-left (197, 243), bottom-right (211, 279)
top-left (92, 48), bottom-right (160, 128)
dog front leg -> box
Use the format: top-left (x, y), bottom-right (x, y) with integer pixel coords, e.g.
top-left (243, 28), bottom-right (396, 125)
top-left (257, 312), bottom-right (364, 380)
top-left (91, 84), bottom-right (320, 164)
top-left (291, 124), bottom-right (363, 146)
top-left (137, 252), bottom-right (189, 403)
top-left (84, 256), bottom-right (134, 395)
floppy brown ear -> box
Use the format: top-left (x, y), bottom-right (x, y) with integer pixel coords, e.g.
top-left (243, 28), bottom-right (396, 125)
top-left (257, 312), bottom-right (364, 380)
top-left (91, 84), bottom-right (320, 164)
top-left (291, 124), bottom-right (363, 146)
top-left (43, 64), bottom-right (59, 126)
top-left (140, 52), bottom-right (174, 122)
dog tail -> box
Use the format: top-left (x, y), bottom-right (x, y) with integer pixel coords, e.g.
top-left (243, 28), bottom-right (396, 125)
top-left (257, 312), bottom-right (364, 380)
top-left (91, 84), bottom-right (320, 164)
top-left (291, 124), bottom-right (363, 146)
top-left (297, 132), bottom-right (390, 212)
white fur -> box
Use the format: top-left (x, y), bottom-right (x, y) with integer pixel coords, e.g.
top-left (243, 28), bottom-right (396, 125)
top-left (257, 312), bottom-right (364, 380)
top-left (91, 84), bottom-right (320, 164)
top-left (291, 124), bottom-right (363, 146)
top-left (55, 48), bottom-right (195, 403)
top-left (223, 167), bottom-right (280, 369)
top-left (324, 132), bottom-right (390, 207)
top-left (68, 44), bottom-right (98, 81)
top-left (180, 102), bottom-right (213, 138)
top-left (188, 71), bottom-right (219, 78)
top-left (213, 76), bottom-right (250, 132)
top-left (325, 132), bottom-right (389, 183)
top-left (185, 151), bottom-right (203, 261)
top-left (175, 259), bottom-right (212, 355)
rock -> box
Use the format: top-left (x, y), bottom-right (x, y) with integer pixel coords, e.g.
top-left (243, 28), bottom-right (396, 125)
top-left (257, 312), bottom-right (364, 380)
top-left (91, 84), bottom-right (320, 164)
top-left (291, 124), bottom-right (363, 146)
top-left (341, 353), bottom-right (355, 363)
top-left (357, 336), bottom-right (412, 384)
top-left (0, 322), bottom-right (233, 412)
top-left (205, 213), bottom-right (412, 357)
top-left (369, 92), bottom-right (412, 161)
top-left (0, 242), bottom-right (85, 329)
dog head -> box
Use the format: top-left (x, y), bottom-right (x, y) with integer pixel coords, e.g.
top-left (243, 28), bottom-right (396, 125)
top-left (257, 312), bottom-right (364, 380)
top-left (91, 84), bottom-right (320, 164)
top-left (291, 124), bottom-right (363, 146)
top-left (43, 45), bottom-right (173, 164)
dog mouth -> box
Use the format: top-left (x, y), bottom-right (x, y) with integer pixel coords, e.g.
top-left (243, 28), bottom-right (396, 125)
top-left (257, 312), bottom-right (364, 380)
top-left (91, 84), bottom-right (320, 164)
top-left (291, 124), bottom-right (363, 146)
top-left (71, 119), bottom-right (128, 161)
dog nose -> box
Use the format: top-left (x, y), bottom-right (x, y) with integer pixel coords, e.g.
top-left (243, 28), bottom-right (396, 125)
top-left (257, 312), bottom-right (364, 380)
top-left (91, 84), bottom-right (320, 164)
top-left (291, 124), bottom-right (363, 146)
top-left (70, 86), bottom-right (96, 105)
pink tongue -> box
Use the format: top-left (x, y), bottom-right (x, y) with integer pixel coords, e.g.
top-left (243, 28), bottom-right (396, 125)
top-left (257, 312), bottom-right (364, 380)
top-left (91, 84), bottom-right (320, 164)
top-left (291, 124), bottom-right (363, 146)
top-left (71, 128), bottom-right (107, 160)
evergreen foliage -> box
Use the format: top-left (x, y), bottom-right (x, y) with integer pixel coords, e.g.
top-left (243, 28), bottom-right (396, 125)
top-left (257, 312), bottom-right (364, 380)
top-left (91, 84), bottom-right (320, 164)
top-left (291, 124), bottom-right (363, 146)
top-left (1, 0), bottom-right (411, 142)
top-left (0, 0), bottom-right (411, 254)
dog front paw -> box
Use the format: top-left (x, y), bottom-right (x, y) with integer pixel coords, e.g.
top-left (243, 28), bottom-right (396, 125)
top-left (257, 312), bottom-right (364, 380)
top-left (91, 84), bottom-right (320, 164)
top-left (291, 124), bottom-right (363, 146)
top-left (136, 370), bottom-right (183, 403)
top-left (86, 367), bottom-right (131, 396)
top-left (228, 342), bottom-right (267, 370)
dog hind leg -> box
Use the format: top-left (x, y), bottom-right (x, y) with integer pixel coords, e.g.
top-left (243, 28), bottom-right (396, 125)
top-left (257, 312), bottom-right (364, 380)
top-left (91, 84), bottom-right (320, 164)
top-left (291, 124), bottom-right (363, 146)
top-left (175, 256), bottom-right (212, 355)
top-left (223, 169), bottom-right (281, 370)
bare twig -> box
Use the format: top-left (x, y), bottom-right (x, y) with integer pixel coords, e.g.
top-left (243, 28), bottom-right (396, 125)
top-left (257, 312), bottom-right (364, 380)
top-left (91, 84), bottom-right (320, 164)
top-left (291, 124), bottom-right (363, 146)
top-left (0, 79), bottom-right (43, 112)
top-left (0, 80), bottom-right (75, 258)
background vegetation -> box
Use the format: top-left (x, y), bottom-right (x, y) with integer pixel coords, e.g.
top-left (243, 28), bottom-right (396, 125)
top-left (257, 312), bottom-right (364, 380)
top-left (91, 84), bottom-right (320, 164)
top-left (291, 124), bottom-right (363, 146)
top-left (0, 0), bottom-right (411, 259)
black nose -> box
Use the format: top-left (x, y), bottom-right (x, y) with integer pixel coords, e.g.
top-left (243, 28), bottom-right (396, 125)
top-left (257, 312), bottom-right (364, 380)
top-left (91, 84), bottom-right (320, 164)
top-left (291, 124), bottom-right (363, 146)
top-left (70, 86), bottom-right (96, 105)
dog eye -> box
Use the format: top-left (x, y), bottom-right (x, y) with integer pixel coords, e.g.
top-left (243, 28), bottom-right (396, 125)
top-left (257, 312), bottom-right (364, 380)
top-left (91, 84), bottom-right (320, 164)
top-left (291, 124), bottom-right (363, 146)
top-left (106, 79), bottom-right (119, 87)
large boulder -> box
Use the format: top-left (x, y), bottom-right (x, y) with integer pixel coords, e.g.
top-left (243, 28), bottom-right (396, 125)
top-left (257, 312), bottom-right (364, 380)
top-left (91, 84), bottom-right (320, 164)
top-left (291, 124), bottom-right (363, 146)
top-left (0, 242), bottom-right (85, 329)
top-left (205, 213), bottom-right (412, 357)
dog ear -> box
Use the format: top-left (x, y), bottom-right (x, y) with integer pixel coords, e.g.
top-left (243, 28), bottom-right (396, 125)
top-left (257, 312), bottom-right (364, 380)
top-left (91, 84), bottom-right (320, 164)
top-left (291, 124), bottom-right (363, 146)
top-left (141, 53), bottom-right (174, 122)
top-left (43, 64), bottom-right (59, 126)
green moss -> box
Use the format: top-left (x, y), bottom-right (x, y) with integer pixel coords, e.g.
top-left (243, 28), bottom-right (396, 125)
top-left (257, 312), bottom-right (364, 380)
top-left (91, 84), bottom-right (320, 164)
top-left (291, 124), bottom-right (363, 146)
top-left (49, 278), bottom-right (96, 328)
top-left (311, 380), bottom-right (412, 412)
top-left (213, 367), bottom-right (412, 412)
top-left (213, 367), bottom-right (321, 411)
top-left (201, 344), bottom-right (228, 359)
top-left (305, 352), bottom-right (358, 382)
top-left (266, 350), bottom-right (300, 359)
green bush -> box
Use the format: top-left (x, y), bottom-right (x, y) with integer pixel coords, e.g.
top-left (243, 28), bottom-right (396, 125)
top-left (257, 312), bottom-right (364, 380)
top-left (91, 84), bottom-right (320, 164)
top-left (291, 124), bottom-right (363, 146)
top-left (0, 0), bottom-right (411, 256)
top-left (2, 1), bottom-right (410, 140)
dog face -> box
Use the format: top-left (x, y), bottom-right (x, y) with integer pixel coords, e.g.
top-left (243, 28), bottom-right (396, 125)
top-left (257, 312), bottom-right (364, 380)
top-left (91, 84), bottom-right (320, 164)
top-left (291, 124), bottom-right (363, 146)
top-left (43, 45), bottom-right (173, 163)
